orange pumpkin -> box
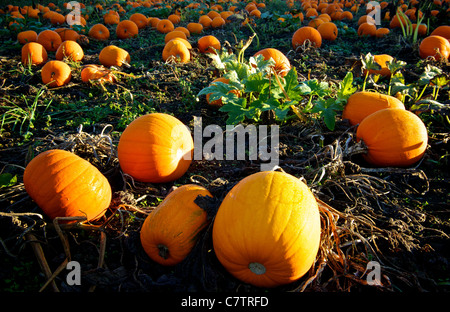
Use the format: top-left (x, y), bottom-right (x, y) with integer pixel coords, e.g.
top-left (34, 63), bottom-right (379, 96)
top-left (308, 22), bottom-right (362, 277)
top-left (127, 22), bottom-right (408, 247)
top-left (187, 22), bottom-right (203, 34)
top-left (253, 48), bottom-right (291, 77)
top-left (292, 26), bottom-right (322, 49)
top-left (88, 23), bottom-right (110, 40)
top-left (21, 42), bottom-right (48, 66)
top-left (358, 22), bottom-right (377, 37)
top-left (212, 171), bottom-right (321, 288)
top-left (162, 38), bottom-right (192, 62)
top-left (17, 30), bottom-right (38, 44)
top-left (130, 13), bottom-right (148, 29)
top-left (162, 40), bottom-right (191, 63)
top-left (419, 35), bottom-right (450, 61)
top-left (99, 45), bottom-right (130, 67)
top-left (37, 29), bottom-right (62, 52)
top-left (364, 54), bottom-right (394, 77)
top-left (197, 35), bottom-right (221, 54)
top-left (55, 40), bottom-right (84, 62)
top-left (430, 25), bottom-right (450, 40)
top-left (342, 91), bottom-right (405, 126)
top-left (140, 184), bottom-right (213, 266)
top-left (55, 28), bottom-right (80, 42)
top-left (116, 20), bottom-right (139, 39)
top-left (41, 60), bottom-right (72, 87)
top-left (317, 22), bottom-right (338, 41)
top-left (164, 30), bottom-right (187, 44)
top-left (156, 19), bottom-right (175, 34)
top-left (23, 149), bottom-right (112, 222)
top-left (81, 64), bottom-right (116, 83)
top-left (356, 108), bottom-right (428, 167)
top-left (117, 113), bottom-right (194, 183)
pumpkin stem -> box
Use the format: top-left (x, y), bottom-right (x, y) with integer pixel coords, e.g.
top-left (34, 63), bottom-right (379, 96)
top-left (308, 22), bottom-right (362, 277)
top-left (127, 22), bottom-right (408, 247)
top-left (249, 262), bottom-right (266, 275)
top-left (157, 244), bottom-right (170, 259)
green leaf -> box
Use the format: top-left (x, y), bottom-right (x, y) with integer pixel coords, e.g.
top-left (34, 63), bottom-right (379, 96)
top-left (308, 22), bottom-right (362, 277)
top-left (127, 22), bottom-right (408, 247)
top-left (418, 65), bottom-right (442, 86)
top-left (336, 72), bottom-right (357, 103)
top-left (244, 72), bottom-right (270, 93)
top-left (0, 173), bottom-right (17, 188)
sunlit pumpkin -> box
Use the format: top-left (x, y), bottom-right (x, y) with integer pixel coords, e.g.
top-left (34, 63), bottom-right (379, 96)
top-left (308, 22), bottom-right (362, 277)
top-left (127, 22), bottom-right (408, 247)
top-left (253, 48), bottom-right (291, 77)
top-left (140, 184), bottom-right (213, 265)
top-left (23, 149), bottom-right (112, 222)
top-left (117, 113), bottom-right (194, 183)
top-left (213, 171), bottom-right (321, 288)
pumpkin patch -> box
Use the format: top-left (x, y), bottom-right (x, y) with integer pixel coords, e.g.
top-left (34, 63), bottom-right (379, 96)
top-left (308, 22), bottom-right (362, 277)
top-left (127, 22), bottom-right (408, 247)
top-left (0, 0), bottom-right (449, 295)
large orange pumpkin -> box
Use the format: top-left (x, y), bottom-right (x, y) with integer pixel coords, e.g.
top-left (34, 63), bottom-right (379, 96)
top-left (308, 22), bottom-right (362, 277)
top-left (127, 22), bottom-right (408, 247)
top-left (356, 108), bottom-right (428, 167)
top-left (23, 149), bottom-right (112, 222)
top-left (419, 35), bottom-right (450, 61)
top-left (99, 45), bottom-right (130, 67)
top-left (140, 184), bottom-right (213, 266)
top-left (55, 40), bottom-right (84, 62)
top-left (253, 48), bottom-right (291, 77)
top-left (41, 60), bottom-right (72, 87)
top-left (117, 113), bottom-right (194, 183)
top-left (21, 42), bottom-right (48, 66)
top-left (342, 91), bottom-right (405, 126)
top-left (212, 171), bottom-right (321, 288)
top-left (292, 26), bottom-right (322, 49)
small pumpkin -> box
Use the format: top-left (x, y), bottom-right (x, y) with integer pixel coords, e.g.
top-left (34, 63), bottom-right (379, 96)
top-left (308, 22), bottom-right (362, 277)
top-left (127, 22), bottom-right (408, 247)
top-left (292, 26), bottom-right (322, 49)
top-left (342, 91), bottom-right (405, 126)
top-left (364, 54), bottom-right (394, 77)
top-left (140, 184), bottom-right (213, 266)
top-left (156, 19), bottom-right (175, 34)
top-left (117, 113), bottom-right (194, 183)
top-left (55, 40), bottom-right (84, 62)
top-left (116, 20), bottom-right (139, 39)
top-left (37, 29), bottom-right (62, 52)
top-left (99, 45), bottom-right (130, 67)
top-left (358, 22), bottom-right (377, 37)
top-left (356, 108), bottom-right (428, 167)
top-left (55, 28), bottom-right (80, 42)
top-left (81, 64), bottom-right (116, 83)
top-left (130, 13), bottom-right (148, 29)
top-left (162, 40), bottom-right (190, 63)
top-left (164, 30), bottom-right (187, 44)
top-left (41, 60), bottom-right (72, 87)
top-left (211, 16), bottom-right (226, 28)
top-left (17, 30), bottom-right (38, 44)
top-left (88, 23), bottom-right (110, 40)
top-left (23, 149), bottom-right (112, 222)
top-left (198, 15), bottom-right (213, 28)
top-left (187, 22), bottom-right (203, 34)
top-left (317, 22), bottom-right (338, 41)
top-left (430, 25), bottom-right (450, 41)
top-left (162, 38), bottom-right (192, 62)
top-left (253, 48), bottom-right (291, 77)
top-left (212, 171), bottom-right (321, 288)
top-left (21, 42), bottom-right (48, 66)
top-left (197, 35), bottom-right (221, 54)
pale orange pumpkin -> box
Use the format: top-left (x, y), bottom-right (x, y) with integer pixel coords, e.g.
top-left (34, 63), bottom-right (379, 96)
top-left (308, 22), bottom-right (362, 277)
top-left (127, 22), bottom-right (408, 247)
top-left (140, 184), bottom-right (213, 266)
top-left (253, 48), bottom-right (291, 77)
top-left (212, 171), bottom-right (321, 288)
top-left (117, 113), bottom-right (194, 183)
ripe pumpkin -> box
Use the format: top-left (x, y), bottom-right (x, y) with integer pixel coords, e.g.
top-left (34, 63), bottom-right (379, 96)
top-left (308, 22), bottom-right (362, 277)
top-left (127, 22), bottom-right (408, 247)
top-left (211, 16), bottom-right (226, 28)
top-left (253, 48), bottom-right (291, 77)
top-left (342, 91), bottom-right (405, 126)
top-left (88, 23), bottom-right (110, 40)
top-left (430, 25), bottom-right (450, 41)
top-left (197, 35), bottom-right (221, 54)
top-left (116, 20), bottom-right (139, 39)
top-left (419, 35), bottom-right (450, 61)
top-left (55, 40), bottom-right (84, 62)
top-left (174, 26), bottom-right (190, 38)
top-left (55, 28), bottom-right (80, 42)
top-left (317, 22), bottom-right (338, 41)
top-left (292, 26), bottom-right (322, 49)
top-left (187, 22), bottom-right (203, 34)
top-left (206, 77), bottom-right (240, 107)
top-left (164, 30), bottom-right (187, 44)
top-left (23, 149), bottom-right (112, 222)
top-left (358, 22), bottom-right (377, 37)
top-left (212, 171), bottom-right (321, 288)
top-left (37, 29), bottom-right (62, 52)
top-left (156, 19), bottom-right (175, 34)
top-left (162, 38), bottom-right (192, 62)
top-left (117, 113), bottom-right (194, 183)
top-left (198, 15), bottom-right (213, 28)
top-left (99, 45), bottom-right (130, 67)
top-left (364, 54), bottom-right (394, 77)
top-left (162, 40), bottom-right (191, 63)
top-left (140, 184), bottom-right (213, 266)
top-left (17, 30), bottom-right (38, 44)
top-left (356, 108), bottom-right (428, 167)
top-left (41, 60), bottom-right (72, 87)
top-left (81, 64), bottom-right (116, 83)
top-left (21, 42), bottom-right (48, 66)
top-left (130, 13), bottom-right (148, 29)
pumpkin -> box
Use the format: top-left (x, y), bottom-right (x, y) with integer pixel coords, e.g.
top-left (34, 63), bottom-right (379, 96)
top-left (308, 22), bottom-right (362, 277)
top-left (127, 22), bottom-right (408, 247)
top-left (317, 22), bottom-right (338, 41)
top-left (187, 22), bottom-right (203, 34)
top-left (358, 22), bottom-right (377, 37)
top-left (21, 42), bottom-right (48, 66)
top-left (130, 13), bottom-right (148, 29)
top-left (117, 113), bottom-right (194, 183)
top-left (249, 9), bottom-right (261, 18)
top-left (140, 184), bottom-right (213, 266)
top-left (116, 20), bottom-right (139, 39)
top-left (168, 14), bottom-right (181, 25)
top-left (41, 60), bottom-right (72, 87)
top-left (376, 28), bottom-right (390, 38)
top-left (419, 35), bottom-right (450, 61)
top-left (356, 108), bottom-right (428, 167)
top-left (17, 30), bottom-right (38, 44)
top-left (364, 54), bottom-right (394, 77)
top-left (430, 25), bottom-right (450, 40)
top-left (103, 11), bottom-right (120, 25)
top-left (292, 26), bottom-right (322, 49)
top-left (212, 171), bottom-right (321, 288)
top-left (99, 45), bottom-right (130, 67)
top-left (342, 91), bottom-right (405, 126)
top-left (55, 40), bottom-right (84, 62)
top-left (206, 77), bottom-right (240, 107)
top-left (55, 28), bottom-right (80, 42)
top-left (308, 18), bottom-right (325, 29)
top-left (88, 23), bottom-right (110, 40)
top-left (174, 26), bottom-right (190, 38)
top-left (198, 15), bottom-right (213, 28)
top-left (162, 40), bottom-right (191, 63)
top-left (23, 149), bottom-right (112, 222)
top-left (253, 48), bottom-right (291, 77)
top-left (197, 35), bottom-right (221, 54)
top-left (164, 30), bottom-right (187, 44)
top-left (211, 16), bottom-right (226, 28)
top-left (37, 29), bottom-right (62, 52)
top-left (81, 64), bottom-right (116, 83)
top-left (156, 19), bottom-right (175, 34)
